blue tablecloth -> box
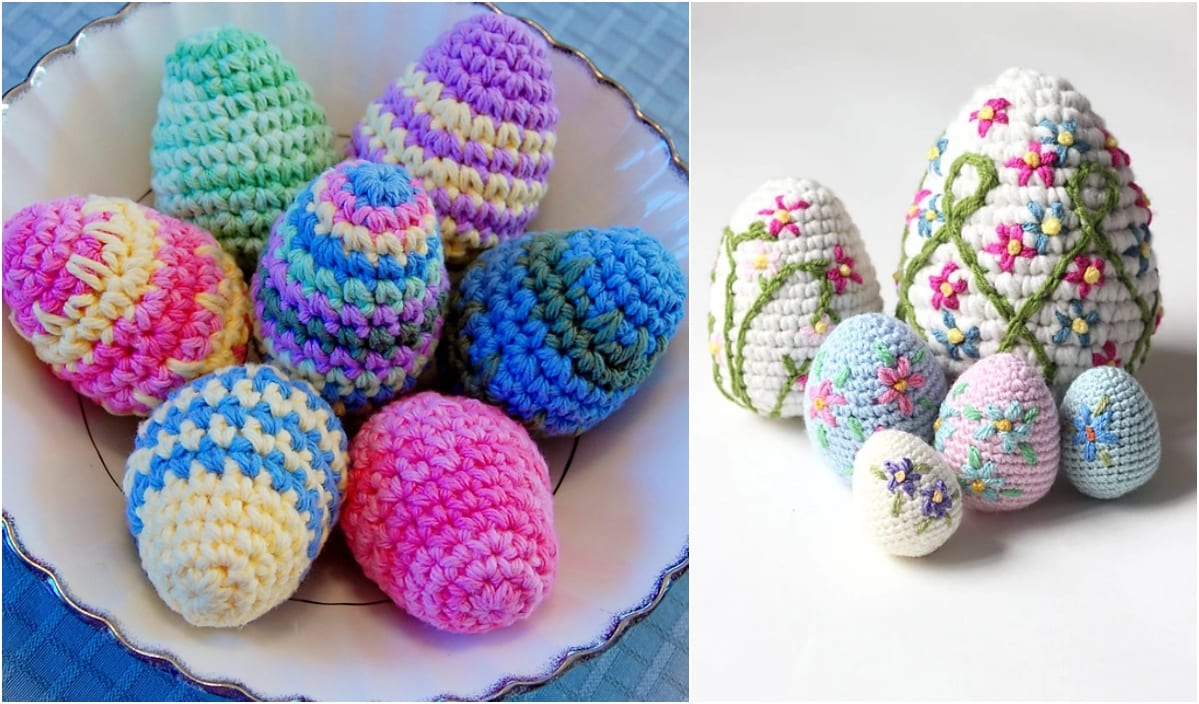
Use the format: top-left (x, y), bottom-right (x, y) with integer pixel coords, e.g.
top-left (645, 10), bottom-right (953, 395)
top-left (1, 3), bottom-right (689, 700)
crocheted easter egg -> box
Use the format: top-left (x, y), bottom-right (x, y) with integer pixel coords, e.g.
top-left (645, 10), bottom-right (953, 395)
top-left (252, 160), bottom-right (448, 416)
top-left (348, 13), bottom-right (557, 265)
top-left (340, 392), bottom-right (557, 634)
top-left (1060, 366), bottom-right (1160, 499)
top-left (122, 364), bottom-right (347, 628)
top-left (151, 26), bottom-right (339, 274)
top-left (448, 226), bottom-right (686, 436)
top-left (895, 67), bottom-right (1161, 393)
top-left (709, 178), bottom-right (884, 418)
top-left (803, 313), bottom-right (947, 478)
top-left (936, 353), bottom-right (1059, 512)
top-left (2, 196), bottom-right (250, 416)
top-left (853, 430), bottom-right (963, 557)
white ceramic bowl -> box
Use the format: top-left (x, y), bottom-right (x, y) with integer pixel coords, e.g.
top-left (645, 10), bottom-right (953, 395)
top-left (2, 3), bottom-right (688, 700)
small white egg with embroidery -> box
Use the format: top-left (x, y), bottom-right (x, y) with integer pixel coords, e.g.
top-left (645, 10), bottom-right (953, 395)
top-left (852, 429), bottom-right (963, 557)
top-left (1060, 366), bottom-right (1160, 498)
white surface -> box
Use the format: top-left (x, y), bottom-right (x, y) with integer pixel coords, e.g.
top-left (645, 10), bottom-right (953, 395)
top-left (1, 3), bottom-right (688, 700)
top-left (690, 3), bottom-right (1195, 701)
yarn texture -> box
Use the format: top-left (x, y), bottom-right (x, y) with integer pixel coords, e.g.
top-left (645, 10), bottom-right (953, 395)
top-left (2, 195), bottom-right (250, 416)
top-left (348, 12), bottom-right (558, 264)
top-left (252, 160), bottom-right (448, 416)
top-left (937, 353), bottom-right (1059, 512)
top-left (122, 364), bottom-right (348, 628)
top-left (709, 178), bottom-right (884, 418)
top-left (853, 430), bottom-right (963, 557)
top-left (448, 226), bottom-right (687, 436)
top-left (895, 67), bottom-right (1161, 392)
top-left (151, 26), bottom-right (339, 273)
top-left (803, 313), bottom-right (947, 477)
top-left (1059, 365), bottom-right (1159, 499)
top-left (340, 392), bottom-right (558, 634)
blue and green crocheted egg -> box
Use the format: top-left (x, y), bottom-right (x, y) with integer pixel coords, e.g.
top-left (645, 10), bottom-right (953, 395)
top-left (803, 313), bottom-right (947, 478)
top-left (1059, 366), bottom-right (1160, 499)
top-left (447, 226), bottom-right (687, 436)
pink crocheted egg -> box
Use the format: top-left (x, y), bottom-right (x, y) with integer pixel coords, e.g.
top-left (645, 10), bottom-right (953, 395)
top-left (936, 353), bottom-right (1059, 511)
top-left (340, 391), bottom-right (558, 634)
top-left (2, 195), bottom-right (251, 415)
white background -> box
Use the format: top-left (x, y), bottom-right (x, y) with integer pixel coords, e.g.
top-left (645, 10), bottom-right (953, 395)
top-left (689, 3), bottom-right (1196, 700)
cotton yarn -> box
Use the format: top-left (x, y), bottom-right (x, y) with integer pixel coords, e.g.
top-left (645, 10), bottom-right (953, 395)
top-left (151, 26), bottom-right (339, 273)
top-left (123, 364), bottom-right (347, 628)
top-left (252, 160), bottom-right (448, 416)
top-left (2, 196), bottom-right (250, 416)
top-left (709, 178), bottom-right (883, 418)
top-left (895, 67), bottom-right (1161, 392)
top-left (447, 226), bottom-right (687, 436)
top-left (348, 12), bottom-right (558, 265)
top-left (340, 392), bottom-right (558, 634)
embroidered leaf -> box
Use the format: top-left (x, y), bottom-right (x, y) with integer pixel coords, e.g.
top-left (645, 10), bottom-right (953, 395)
top-left (799, 259), bottom-right (831, 275)
top-left (892, 492), bottom-right (903, 517)
top-left (915, 463), bottom-right (933, 475)
top-left (950, 489), bottom-right (961, 501)
top-left (828, 308), bottom-right (843, 323)
top-left (1099, 449), bottom-right (1114, 468)
top-left (1019, 442), bottom-right (1037, 465)
top-left (916, 397), bottom-right (936, 410)
top-left (812, 351), bottom-right (825, 379)
top-left (916, 518), bottom-right (932, 535)
top-left (848, 416), bottom-right (866, 442)
top-left (967, 445), bottom-right (982, 469)
top-left (815, 423), bottom-right (829, 450)
top-left (1023, 406), bottom-right (1040, 424)
top-left (951, 382), bottom-right (969, 399)
top-left (911, 347), bottom-right (926, 363)
top-left (1094, 394), bottom-right (1111, 416)
top-left (874, 343), bottom-right (896, 367)
top-left (834, 366), bottom-right (851, 389)
top-left (870, 467), bottom-right (887, 481)
top-left (962, 405), bottom-right (982, 421)
top-left (1000, 488), bottom-right (1025, 498)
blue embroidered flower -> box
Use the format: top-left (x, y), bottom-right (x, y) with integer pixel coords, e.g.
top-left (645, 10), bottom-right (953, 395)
top-left (1122, 223), bottom-right (1152, 278)
top-left (884, 457), bottom-right (921, 497)
top-left (958, 447), bottom-right (1022, 502)
top-left (917, 194), bottom-right (944, 238)
top-left (927, 136), bottom-right (948, 176)
top-left (920, 478), bottom-right (954, 518)
top-left (933, 405), bottom-right (959, 452)
top-left (931, 310), bottom-right (980, 360)
top-left (1023, 201), bottom-right (1066, 254)
top-left (973, 401), bottom-right (1032, 453)
top-left (1072, 401), bottom-right (1119, 463)
top-left (1054, 299), bottom-right (1100, 347)
top-left (1038, 119), bottom-right (1091, 163)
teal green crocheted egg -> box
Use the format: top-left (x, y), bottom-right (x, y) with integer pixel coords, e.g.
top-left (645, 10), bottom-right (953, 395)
top-left (1059, 366), bottom-right (1159, 499)
top-left (150, 26), bottom-right (339, 274)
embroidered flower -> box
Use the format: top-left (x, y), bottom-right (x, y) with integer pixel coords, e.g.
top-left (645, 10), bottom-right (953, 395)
top-left (916, 194), bottom-right (944, 238)
top-left (985, 224), bottom-right (1036, 273)
top-left (931, 310), bottom-right (981, 361)
top-left (709, 331), bottom-right (725, 366)
top-left (920, 478), bottom-right (954, 519)
top-left (737, 241), bottom-right (783, 283)
top-left (928, 262), bottom-right (967, 311)
top-left (1023, 201), bottom-right (1066, 254)
top-left (1072, 401), bottom-right (1119, 463)
top-left (1123, 223), bottom-right (1152, 278)
top-left (1054, 299), bottom-right (1100, 347)
top-left (1038, 119), bottom-right (1091, 163)
top-left (1100, 128), bottom-right (1131, 168)
top-left (958, 447), bottom-right (1020, 502)
top-left (974, 401), bottom-right (1032, 454)
top-left (1092, 340), bottom-right (1122, 368)
top-left (1155, 303), bottom-right (1164, 333)
top-left (906, 189), bottom-right (932, 226)
top-left (756, 194), bottom-right (810, 238)
top-left (809, 379), bottom-right (846, 426)
top-left (876, 355), bottom-right (925, 416)
top-left (884, 457), bottom-right (922, 497)
top-left (1129, 183), bottom-right (1153, 226)
top-left (969, 98), bottom-right (1009, 137)
top-left (1064, 256), bottom-right (1106, 299)
top-left (933, 406), bottom-right (959, 452)
top-left (798, 314), bottom-right (834, 346)
top-left (1005, 141), bottom-right (1058, 187)
top-left (827, 245), bottom-right (863, 294)
top-left (927, 136), bottom-right (948, 175)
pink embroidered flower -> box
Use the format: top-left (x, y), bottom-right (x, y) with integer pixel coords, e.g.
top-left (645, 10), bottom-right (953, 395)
top-left (928, 262), bottom-right (967, 311)
top-left (984, 224), bottom-right (1036, 273)
top-left (1100, 128), bottom-right (1131, 169)
top-left (809, 379), bottom-right (846, 426)
top-left (1130, 183), bottom-right (1152, 226)
top-left (756, 195), bottom-right (809, 238)
top-left (1005, 141), bottom-right (1059, 186)
top-left (1064, 256), bottom-right (1106, 298)
top-left (794, 374), bottom-right (809, 392)
top-left (709, 331), bottom-right (725, 367)
top-left (1154, 304), bottom-right (1164, 333)
top-left (969, 98), bottom-right (1010, 137)
top-left (798, 314), bottom-right (834, 346)
top-left (737, 241), bottom-right (782, 283)
top-left (876, 356), bottom-right (925, 416)
top-left (1091, 340), bottom-right (1122, 368)
top-left (827, 245), bottom-right (863, 294)
top-left (906, 189), bottom-right (932, 225)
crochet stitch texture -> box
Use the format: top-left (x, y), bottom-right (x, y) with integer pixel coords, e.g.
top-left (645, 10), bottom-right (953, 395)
top-left (348, 13), bottom-right (558, 265)
top-left (2, 195), bottom-right (250, 416)
top-left (252, 160), bottom-right (448, 416)
top-left (448, 226), bottom-right (687, 436)
top-left (122, 364), bottom-right (348, 628)
top-left (895, 67), bottom-right (1161, 391)
top-left (340, 392), bottom-right (557, 634)
top-left (150, 26), bottom-right (339, 273)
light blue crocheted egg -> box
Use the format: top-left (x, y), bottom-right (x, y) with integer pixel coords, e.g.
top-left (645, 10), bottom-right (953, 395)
top-left (1059, 366), bottom-right (1159, 499)
top-left (803, 313), bottom-right (948, 477)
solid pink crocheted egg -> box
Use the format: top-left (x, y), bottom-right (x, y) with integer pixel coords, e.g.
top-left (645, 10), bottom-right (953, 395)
top-left (340, 391), bottom-right (558, 634)
top-left (936, 353), bottom-right (1060, 511)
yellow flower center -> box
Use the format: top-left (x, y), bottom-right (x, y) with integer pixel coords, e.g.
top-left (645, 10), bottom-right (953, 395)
top-left (1142, 193), bottom-right (1152, 206)
top-left (940, 282), bottom-right (955, 297)
top-left (814, 397), bottom-right (827, 411)
top-left (814, 319), bottom-right (829, 335)
top-left (1007, 239), bottom-right (1024, 255)
top-left (1083, 265), bottom-right (1101, 285)
top-left (1072, 317), bottom-right (1090, 335)
top-left (933, 417), bottom-right (942, 431)
top-left (995, 419), bottom-right (1013, 433)
top-left (1057, 131), bottom-right (1074, 146)
top-left (839, 263), bottom-right (852, 277)
top-left (927, 146), bottom-right (940, 160)
top-left (754, 253), bottom-right (769, 270)
top-left (1023, 151), bottom-right (1041, 168)
top-left (892, 379), bottom-right (908, 393)
top-left (1105, 135), bottom-right (1118, 149)
top-left (924, 209), bottom-right (937, 221)
top-left (894, 470), bottom-right (907, 484)
top-left (947, 328), bottom-right (965, 345)
top-left (908, 205), bottom-right (918, 218)
top-left (932, 489), bottom-right (944, 504)
top-left (978, 105), bottom-right (995, 121)
top-left (776, 209), bottom-right (791, 224)
top-left (1140, 241), bottom-right (1151, 258)
top-left (971, 479), bottom-right (987, 494)
top-left (1041, 217), bottom-right (1061, 236)
top-left (709, 341), bottom-right (720, 356)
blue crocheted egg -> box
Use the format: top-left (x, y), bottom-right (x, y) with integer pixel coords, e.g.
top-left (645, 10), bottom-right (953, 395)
top-left (447, 226), bottom-right (687, 436)
top-left (1059, 366), bottom-right (1159, 499)
top-left (122, 364), bottom-right (348, 627)
top-left (803, 313), bottom-right (947, 477)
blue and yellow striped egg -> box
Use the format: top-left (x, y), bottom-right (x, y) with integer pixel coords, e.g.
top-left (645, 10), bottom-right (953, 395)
top-left (122, 363), bottom-right (347, 627)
